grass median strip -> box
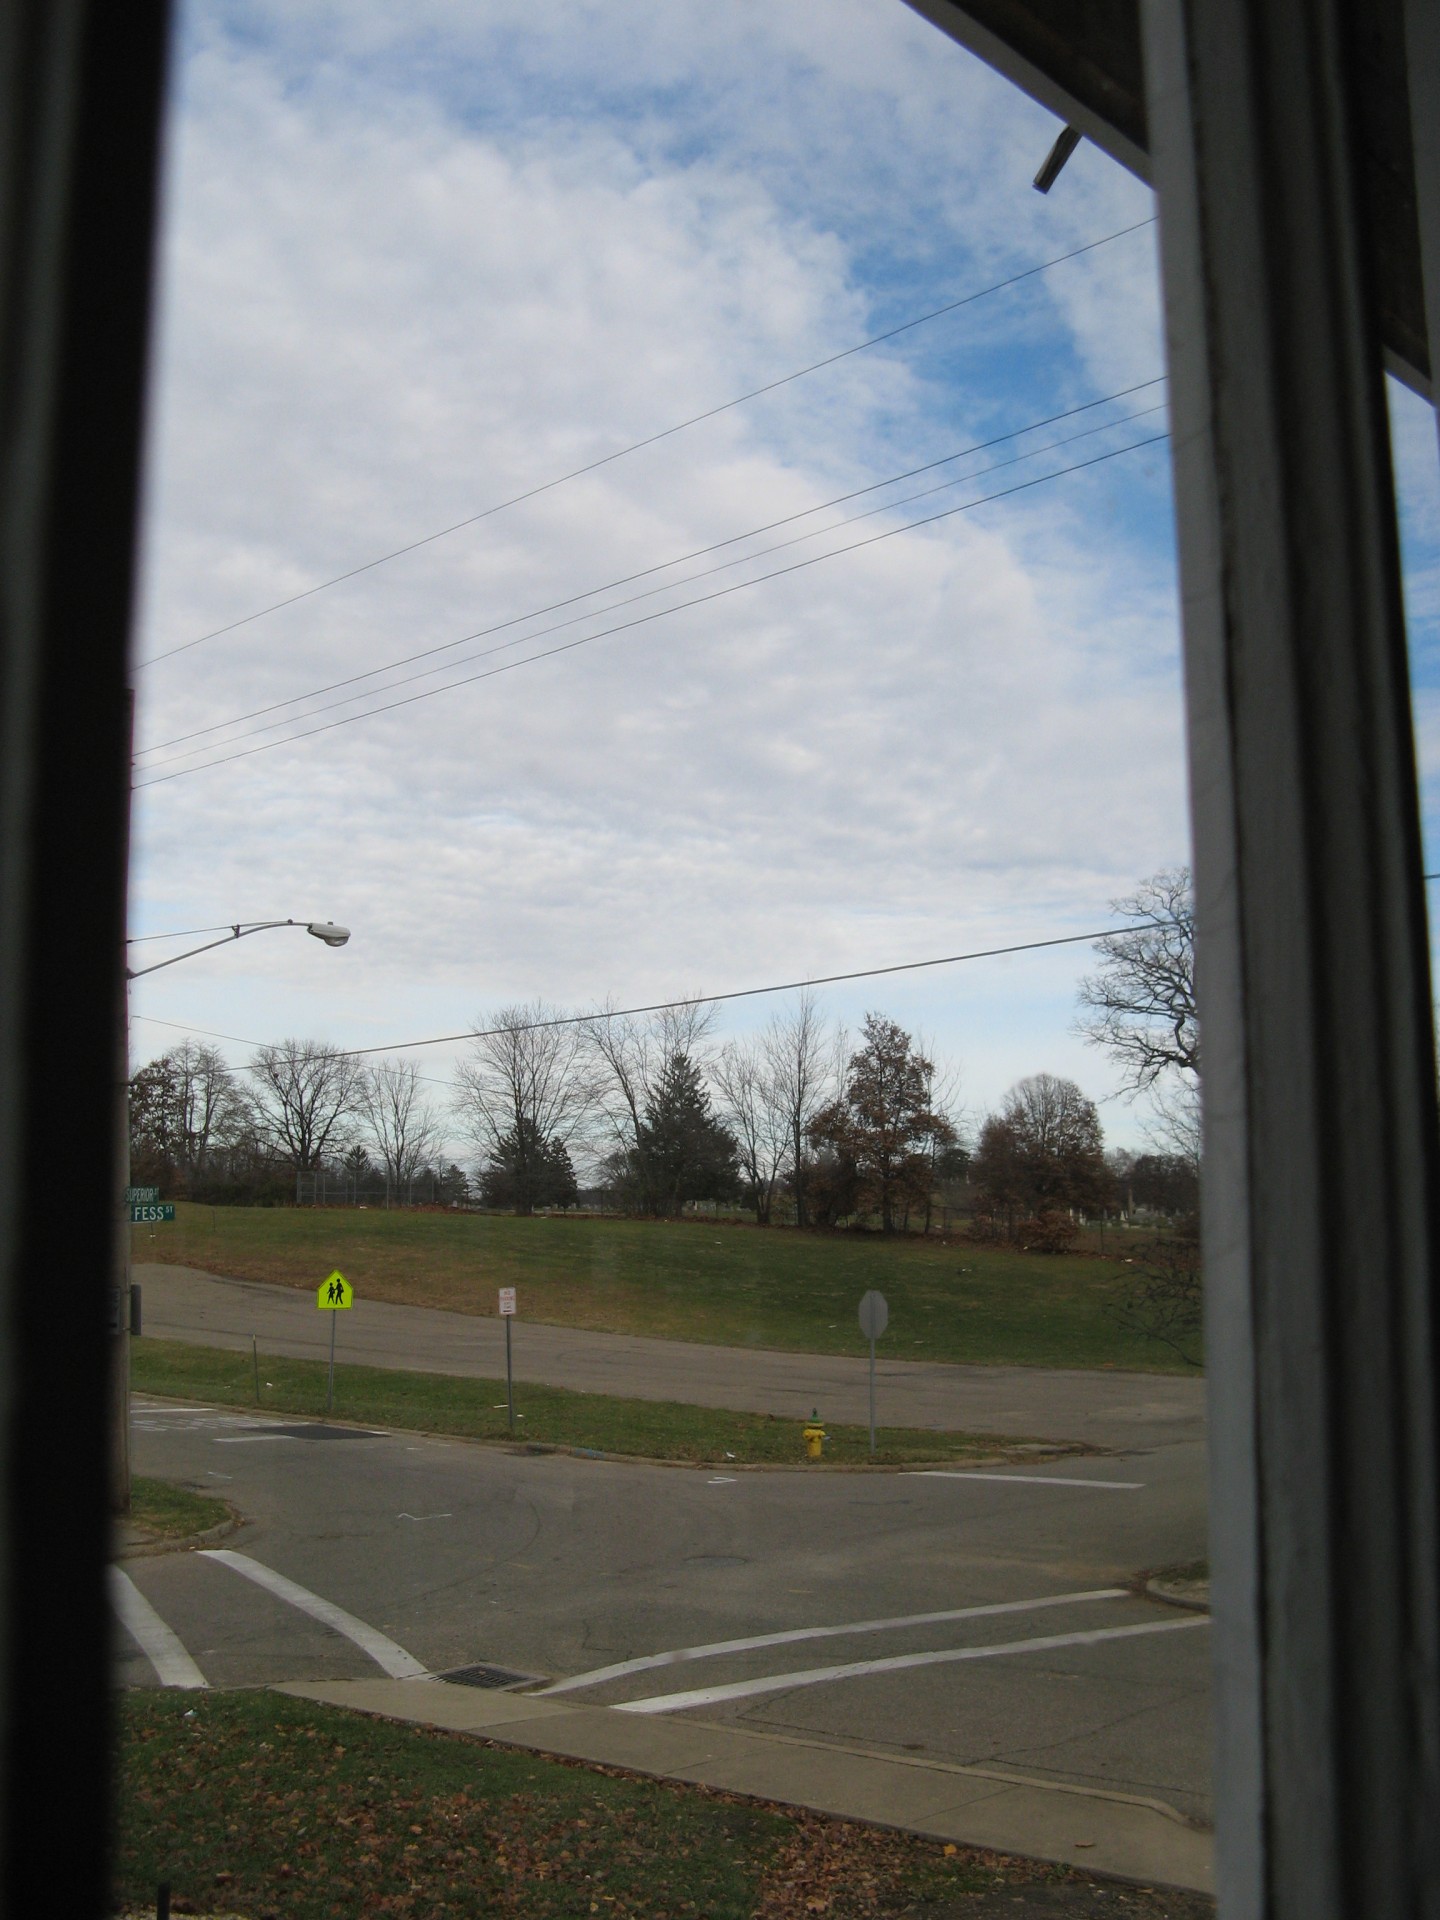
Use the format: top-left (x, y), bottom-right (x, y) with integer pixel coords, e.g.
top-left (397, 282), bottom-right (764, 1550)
top-left (131, 1339), bottom-right (1060, 1467)
top-left (116, 1690), bottom-right (1214, 1920)
top-left (129, 1476), bottom-right (231, 1542)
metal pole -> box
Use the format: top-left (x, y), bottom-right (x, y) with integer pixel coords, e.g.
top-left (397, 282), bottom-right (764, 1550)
top-left (252, 1335), bottom-right (260, 1404)
top-left (113, 689), bottom-right (135, 1514)
top-left (326, 1311), bottom-right (336, 1414)
top-left (868, 1333), bottom-right (876, 1458)
top-left (505, 1317), bottom-right (514, 1433)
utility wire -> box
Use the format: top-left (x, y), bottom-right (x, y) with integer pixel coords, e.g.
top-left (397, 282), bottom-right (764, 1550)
top-left (138, 379), bottom-right (1166, 761)
top-left (339, 924), bottom-right (1163, 1057)
top-left (131, 866), bottom-right (1440, 1066)
top-left (135, 217), bottom-right (1157, 670)
top-left (127, 923), bottom-right (244, 945)
top-left (128, 873), bottom-right (1440, 1070)
top-left (129, 1013), bottom-right (457, 1090)
top-left (131, 920), bottom-right (1162, 1066)
top-left (134, 428), bottom-right (1169, 788)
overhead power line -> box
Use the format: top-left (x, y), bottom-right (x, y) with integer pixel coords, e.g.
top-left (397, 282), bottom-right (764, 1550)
top-left (128, 1013), bottom-right (456, 1091)
top-left (134, 216), bottom-right (1157, 670)
top-left (127, 923), bottom-right (246, 945)
top-left (339, 923), bottom-right (1162, 1056)
top-left (130, 872), bottom-right (1440, 1069)
top-left (131, 919), bottom-right (1160, 1070)
top-left (133, 427), bottom-right (1169, 788)
top-left (137, 379), bottom-right (1166, 762)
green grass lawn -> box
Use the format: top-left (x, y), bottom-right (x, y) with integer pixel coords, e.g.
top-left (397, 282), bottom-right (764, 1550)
top-left (141, 1206), bottom-right (1190, 1373)
top-left (115, 1692), bottom-right (1212, 1920)
top-left (128, 1475), bottom-right (230, 1541)
top-left (132, 1340), bottom-right (1060, 1466)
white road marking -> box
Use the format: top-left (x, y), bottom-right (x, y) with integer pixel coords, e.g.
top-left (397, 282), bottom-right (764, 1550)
top-left (199, 1550), bottom-right (429, 1679)
top-left (616, 1614), bottom-right (1211, 1714)
top-left (538, 1587), bottom-right (1128, 1695)
top-left (913, 1471), bottom-right (1145, 1489)
top-left (707, 1476), bottom-right (737, 1485)
top-left (110, 1567), bottom-right (208, 1690)
top-left (398, 1511), bottom-right (452, 1521)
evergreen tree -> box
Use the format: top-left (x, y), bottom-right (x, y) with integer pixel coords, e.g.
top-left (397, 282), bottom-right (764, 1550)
top-left (634, 1051), bottom-right (738, 1217)
top-left (480, 1116), bottom-right (578, 1214)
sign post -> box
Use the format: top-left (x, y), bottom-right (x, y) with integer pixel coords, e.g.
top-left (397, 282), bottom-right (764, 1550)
top-left (317, 1270), bottom-right (354, 1413)
top-left (499, 1287), bottom-right (517, 1431)
top-left (857, 1290), bottom-right (889, 1459)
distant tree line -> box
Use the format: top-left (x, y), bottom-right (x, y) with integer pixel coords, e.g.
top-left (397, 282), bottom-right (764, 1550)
top-left (128, 865), bottom-right (1202, 1264)
top-left (127, 1040), bottom-right (466, 1208)
top-left (128, 995), bottom-right (968, 1231)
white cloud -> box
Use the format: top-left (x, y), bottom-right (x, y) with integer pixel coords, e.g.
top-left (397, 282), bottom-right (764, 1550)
top-left (130, 0), bottom-right (1188, 1142)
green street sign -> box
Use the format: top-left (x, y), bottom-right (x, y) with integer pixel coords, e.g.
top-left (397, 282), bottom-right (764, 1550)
top-left (129, 1203), bottom-right (175, 1224)
top-left (126, 1186), bottom-right (160, 1204)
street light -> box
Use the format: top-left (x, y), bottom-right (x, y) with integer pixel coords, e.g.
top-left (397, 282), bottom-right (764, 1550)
top-left (127, 917), bottom-right (351, 980)
top-left (116, 915), bottom-right (352, 1511)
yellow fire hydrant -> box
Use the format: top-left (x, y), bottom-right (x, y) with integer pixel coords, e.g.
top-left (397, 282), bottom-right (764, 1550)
top-left (803, 1410), bottom-right (826, 1461)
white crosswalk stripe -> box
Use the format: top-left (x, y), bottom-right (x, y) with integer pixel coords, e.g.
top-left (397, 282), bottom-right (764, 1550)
top-left (110, 1567), bottom-right (208, 1690)
top-left (199, 1550), bottom-right (429, 1679)
top-left (539, 1587), bottom-right (1129, 1695)
top-left (616, 1614), bottom-right (1212, 1714)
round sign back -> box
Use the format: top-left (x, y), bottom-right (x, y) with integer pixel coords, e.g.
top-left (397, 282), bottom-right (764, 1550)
top-left (858, 1289), bottom-right (889, 1339)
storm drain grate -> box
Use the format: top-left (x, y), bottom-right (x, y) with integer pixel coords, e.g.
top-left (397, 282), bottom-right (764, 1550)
top-left (441, 1664), bottom-right (545, 1691)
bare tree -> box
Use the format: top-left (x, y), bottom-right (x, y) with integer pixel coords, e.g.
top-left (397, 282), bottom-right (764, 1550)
top-left (585, 999), bottom-right (715, 1213)
top-left (760, 991), bottom-right (838, 1229)
top-left (248, 1039), bottom-right (363, 1172)
top-left (455, 1003), bottom-right (595, 1214)
top-left (1077, 869), bottom-right (1198, 1091)
top-left (711, 1035), bottom-right (789, 1224)
top-left (129, 1040), bottom-right (244, 1187)
top-left (360, 1058), bottom-right (441, 1202)
top-left (1109, 1229), bottom-right (1203, 1366)
top-left (169, 1039), bottom-right (242, 1178)
top-left (913, 1039), bottom-right (967, 1233)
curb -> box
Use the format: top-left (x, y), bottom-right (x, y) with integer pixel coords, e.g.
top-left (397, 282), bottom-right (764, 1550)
top-left (118, 1512), bottom-right (241, 1560)
top-left (275, 1677), bottom-right (1215, 1895)
top-left (131, 1394), bottom-right (1092, 1475)
top-left (1144, 1576), bottom-right (1210, 1613)
top-left (505, 1440), bottom-right (1091, 1473)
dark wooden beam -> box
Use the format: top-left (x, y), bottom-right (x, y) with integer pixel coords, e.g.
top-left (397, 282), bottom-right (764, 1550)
top-left (902, 0), bottom-right (1431, 393)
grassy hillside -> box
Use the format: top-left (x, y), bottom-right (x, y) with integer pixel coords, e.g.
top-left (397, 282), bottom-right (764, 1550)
top-left (140, 1205), bottom-right (1190, 1373)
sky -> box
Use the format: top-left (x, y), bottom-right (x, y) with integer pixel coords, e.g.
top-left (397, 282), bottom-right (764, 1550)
top-left (126, 0), bottom-right (1440, 1163)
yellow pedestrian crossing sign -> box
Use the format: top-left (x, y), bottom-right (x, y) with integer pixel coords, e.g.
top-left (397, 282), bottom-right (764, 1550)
top-left (318, 1271), bottom-right (353, 1310)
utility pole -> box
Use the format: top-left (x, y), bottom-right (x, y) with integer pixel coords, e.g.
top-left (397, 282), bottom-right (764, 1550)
top-left (117, 911), bottom-right (351, 1509)
top-left (113, 690), bottom-right (135, 1514)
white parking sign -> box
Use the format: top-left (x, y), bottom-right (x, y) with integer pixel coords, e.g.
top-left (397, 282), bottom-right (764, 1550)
top-left (498, 1287), bottom-right (516, 1316)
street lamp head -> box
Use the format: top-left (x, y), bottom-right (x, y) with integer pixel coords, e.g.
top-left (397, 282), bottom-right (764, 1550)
top-left (306, 922), bottom-right (351, 948)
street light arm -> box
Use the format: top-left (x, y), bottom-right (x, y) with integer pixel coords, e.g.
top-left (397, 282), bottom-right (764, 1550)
top-left (126, 918), bottom-right (348, 980)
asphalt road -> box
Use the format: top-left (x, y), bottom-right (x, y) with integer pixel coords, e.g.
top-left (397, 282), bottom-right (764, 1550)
top-left (135, 1263), bottom-right (1207, 1451)
top-left (118, 1392), bottom-right (1212, 1826)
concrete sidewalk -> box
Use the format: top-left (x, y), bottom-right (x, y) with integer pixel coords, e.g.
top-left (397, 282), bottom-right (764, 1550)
top-left (138, 1263), bottom-right (1205, 1451)
top-left (277, 1676), bottom-right (1214, 1895)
